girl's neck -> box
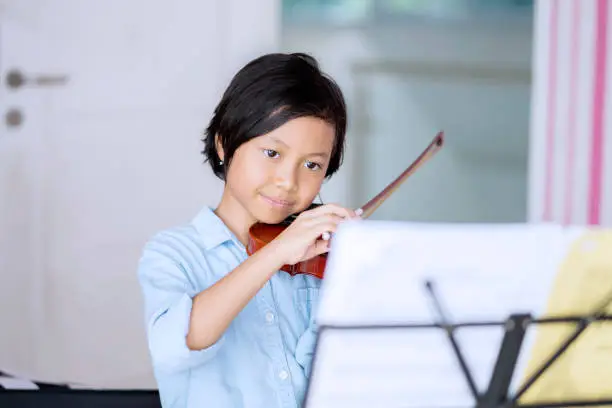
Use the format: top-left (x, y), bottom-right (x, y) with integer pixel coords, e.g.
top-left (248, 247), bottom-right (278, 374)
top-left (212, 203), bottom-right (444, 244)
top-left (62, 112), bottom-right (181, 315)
top-left (213, 191), bottom-right (256, 247)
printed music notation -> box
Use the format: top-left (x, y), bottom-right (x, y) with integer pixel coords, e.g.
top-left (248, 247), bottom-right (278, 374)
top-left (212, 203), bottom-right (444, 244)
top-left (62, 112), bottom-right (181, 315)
top-left (306, 221), bottom-right (612, 408)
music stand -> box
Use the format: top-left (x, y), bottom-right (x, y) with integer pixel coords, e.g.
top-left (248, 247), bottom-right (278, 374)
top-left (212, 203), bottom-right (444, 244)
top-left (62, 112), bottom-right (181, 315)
top-left (303, 280), bottom-right (612, 408)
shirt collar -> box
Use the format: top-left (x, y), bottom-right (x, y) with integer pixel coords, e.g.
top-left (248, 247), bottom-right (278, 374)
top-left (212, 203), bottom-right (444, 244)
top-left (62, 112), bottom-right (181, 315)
top-left (191, 206), bottom-right (243, 251)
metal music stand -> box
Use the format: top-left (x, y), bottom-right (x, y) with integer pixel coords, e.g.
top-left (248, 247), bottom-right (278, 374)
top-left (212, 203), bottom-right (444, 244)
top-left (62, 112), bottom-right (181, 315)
top-left (303, 280), bottom-right (612, 408)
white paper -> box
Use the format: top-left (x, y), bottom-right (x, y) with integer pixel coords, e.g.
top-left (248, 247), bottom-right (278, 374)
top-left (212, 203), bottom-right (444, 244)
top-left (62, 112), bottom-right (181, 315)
top-left (306, 221), bottom-right (604, 408)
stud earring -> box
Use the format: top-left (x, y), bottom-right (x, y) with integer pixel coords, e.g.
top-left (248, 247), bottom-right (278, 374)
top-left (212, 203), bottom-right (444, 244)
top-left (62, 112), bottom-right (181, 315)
top-left (219, 160), bottom-right (224, 165)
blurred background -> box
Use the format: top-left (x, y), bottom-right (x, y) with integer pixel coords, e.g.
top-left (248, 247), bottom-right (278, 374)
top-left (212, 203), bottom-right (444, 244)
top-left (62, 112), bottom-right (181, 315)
top-left (1, 0), bottom-right (610, 397)
top-left (282, 0), bottom-right (534, 224)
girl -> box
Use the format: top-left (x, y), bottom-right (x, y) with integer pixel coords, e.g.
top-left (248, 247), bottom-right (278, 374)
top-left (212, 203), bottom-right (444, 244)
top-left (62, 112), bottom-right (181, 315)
top-left (137, 52), bottom-right (358, 408)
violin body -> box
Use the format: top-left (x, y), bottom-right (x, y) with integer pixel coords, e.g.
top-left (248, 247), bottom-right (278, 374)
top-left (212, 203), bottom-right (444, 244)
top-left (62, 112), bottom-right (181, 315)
top-left (246, 131), bottom-right (445, 280)
top-left (246, 203), bottom-right (327, 279)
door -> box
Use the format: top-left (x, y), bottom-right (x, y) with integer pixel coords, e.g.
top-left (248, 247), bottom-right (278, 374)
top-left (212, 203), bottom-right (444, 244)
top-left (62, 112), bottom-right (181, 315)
top-left (0, 4), bottom-right (51, 380)
top-left (0, 0), bottom-right (277, 388)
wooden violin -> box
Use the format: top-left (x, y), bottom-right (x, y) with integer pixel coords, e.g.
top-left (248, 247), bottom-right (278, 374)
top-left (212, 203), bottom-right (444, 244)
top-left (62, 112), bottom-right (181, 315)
top-left (246, 130), bottom-right (445, 279)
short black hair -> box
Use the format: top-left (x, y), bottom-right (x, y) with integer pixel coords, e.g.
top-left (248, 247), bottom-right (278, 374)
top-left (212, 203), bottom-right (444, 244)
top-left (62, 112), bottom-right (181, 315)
top-left (202, 52), bottom-right (347, 180)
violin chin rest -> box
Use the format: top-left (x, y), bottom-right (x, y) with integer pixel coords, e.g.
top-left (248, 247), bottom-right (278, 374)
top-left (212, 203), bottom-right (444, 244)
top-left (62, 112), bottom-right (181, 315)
top-left (281, 202), bottom-right (324, 225)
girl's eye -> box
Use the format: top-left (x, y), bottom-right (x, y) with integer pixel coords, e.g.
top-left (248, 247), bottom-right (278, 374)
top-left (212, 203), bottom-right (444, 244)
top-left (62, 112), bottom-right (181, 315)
top-left (263, 149), bottom-right (279, 158)
top-left (305, 161), bottom-right (322, 171)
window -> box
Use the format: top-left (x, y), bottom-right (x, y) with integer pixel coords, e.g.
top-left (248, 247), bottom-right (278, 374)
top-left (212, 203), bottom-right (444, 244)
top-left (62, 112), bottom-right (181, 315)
top-left (282, 0), bottom-right (533, 25)
top-left (282, 0), bottom-right (374, 25)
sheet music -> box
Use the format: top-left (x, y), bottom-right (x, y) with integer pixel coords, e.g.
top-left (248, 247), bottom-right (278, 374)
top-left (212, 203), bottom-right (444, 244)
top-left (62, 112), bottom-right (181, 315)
top-left (306, 221), bottom-right (598, 408)
top-left (309, 328), bottom-right (477, 407)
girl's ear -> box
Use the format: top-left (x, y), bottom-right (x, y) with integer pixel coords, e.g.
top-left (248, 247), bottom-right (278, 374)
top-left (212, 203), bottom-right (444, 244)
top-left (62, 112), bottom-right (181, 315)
top-left (215, 134), bottom-right (225, 162)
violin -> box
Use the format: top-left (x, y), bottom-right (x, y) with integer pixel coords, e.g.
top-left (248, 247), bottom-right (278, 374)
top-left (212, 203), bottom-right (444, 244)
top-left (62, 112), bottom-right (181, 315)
top-left (246, 130), bottom-right (445, 279)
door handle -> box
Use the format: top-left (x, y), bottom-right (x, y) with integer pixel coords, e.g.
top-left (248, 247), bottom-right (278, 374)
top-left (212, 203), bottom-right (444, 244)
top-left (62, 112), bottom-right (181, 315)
top-left (5, 68), bottom-right (69, 90)
top-left (5, 108), bottom-right (24, 129)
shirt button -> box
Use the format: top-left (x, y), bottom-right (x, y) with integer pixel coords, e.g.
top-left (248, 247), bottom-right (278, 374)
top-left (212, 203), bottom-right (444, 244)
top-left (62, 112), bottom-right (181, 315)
top-left (279, 370), bottom-right (288, 380)
top-left (265, 312), bottom-right (274, 323)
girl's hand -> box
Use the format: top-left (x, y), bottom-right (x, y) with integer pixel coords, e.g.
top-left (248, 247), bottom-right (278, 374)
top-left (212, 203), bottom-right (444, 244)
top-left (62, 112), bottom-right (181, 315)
top-left (270, 203), bottom-right (361, 265)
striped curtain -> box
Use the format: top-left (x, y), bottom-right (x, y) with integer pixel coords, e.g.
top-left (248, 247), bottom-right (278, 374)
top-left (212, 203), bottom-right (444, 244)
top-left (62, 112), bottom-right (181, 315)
top-left (529, 0), bottom-right (612, 226)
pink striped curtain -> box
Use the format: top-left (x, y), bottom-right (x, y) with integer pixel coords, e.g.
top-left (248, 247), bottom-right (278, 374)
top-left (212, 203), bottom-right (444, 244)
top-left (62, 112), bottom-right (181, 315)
top-left (529, 0), bottom-right (612, 226)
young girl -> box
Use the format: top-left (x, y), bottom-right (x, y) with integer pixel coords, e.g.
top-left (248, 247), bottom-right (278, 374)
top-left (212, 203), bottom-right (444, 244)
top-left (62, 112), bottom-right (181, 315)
top-left (137, 52), bottom-right (359, 408)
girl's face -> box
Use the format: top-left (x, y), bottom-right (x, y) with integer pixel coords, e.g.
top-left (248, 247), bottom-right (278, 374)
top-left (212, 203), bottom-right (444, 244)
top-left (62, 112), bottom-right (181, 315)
top-left (218, 116), bottom-right (336, 228)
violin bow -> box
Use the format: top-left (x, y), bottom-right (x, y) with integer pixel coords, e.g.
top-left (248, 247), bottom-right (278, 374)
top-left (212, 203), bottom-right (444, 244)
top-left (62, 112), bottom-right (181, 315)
top-left (357, 131), bottom-right (445, 219)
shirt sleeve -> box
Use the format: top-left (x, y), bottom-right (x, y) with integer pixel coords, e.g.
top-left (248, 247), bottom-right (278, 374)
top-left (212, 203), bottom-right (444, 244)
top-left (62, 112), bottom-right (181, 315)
top-left (137, 232), bottom-right (224, 374)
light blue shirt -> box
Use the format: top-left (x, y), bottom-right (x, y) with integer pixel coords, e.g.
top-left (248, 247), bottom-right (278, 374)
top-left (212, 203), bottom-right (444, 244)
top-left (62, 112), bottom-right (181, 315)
top-left (137, 206), bottom-right (321, 408)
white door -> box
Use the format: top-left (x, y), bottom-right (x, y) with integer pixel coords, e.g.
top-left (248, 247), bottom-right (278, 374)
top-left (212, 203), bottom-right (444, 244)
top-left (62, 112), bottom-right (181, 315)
top-left (0, 2), bottom-right (50, 380)
top-left (0, 0), bottom-right (278, 388)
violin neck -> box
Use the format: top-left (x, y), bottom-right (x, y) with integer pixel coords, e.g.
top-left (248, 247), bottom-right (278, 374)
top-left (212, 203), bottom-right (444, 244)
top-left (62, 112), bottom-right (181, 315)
top-left (358, 131), bottom-right (444, 219)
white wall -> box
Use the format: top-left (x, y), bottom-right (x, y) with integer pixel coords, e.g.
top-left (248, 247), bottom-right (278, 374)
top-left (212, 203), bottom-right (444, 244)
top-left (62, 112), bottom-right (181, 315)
top-left (281, 13), bottom-right (534, 223)
top-left (0, 0), bottom-right (279, 388)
